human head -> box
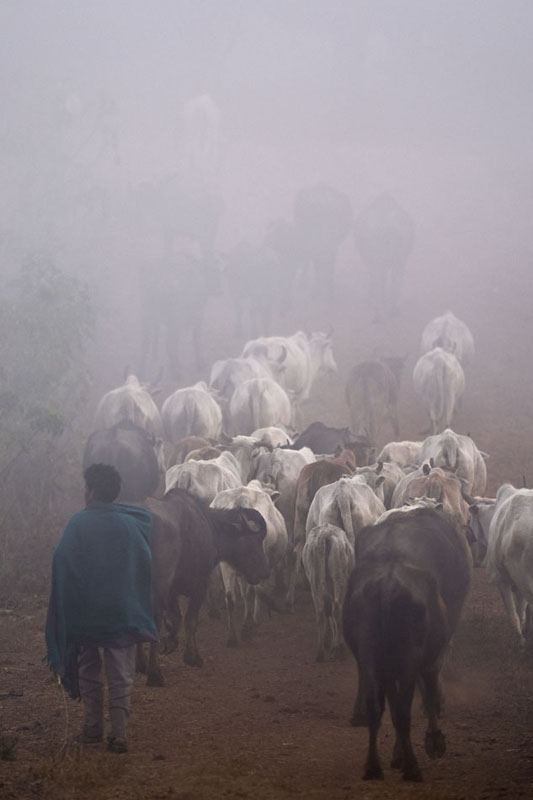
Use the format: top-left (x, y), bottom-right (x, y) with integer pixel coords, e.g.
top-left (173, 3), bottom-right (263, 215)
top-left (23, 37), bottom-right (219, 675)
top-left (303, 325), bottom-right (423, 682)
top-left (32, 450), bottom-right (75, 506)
top-left (83, 463), bottom-right (121, 504)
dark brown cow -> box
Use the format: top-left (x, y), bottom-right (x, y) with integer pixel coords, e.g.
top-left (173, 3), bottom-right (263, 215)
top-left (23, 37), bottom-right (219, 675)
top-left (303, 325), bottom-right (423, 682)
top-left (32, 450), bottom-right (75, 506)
top-left (345, 357), bottom-right (405, 448)
top-left (289, 421), bottom-right (374, 465)
top-left (287, 449), bottom-right (356, 610)
top-left (343, 507), bottom-right (472, 782)
top-left (138, 488), bottom-right (268, 685)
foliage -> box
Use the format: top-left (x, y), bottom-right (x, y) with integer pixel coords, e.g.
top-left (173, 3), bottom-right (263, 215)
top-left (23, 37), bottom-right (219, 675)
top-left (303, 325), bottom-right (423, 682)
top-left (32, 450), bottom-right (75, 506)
top-left (0, 258), bottom-right (94, 595)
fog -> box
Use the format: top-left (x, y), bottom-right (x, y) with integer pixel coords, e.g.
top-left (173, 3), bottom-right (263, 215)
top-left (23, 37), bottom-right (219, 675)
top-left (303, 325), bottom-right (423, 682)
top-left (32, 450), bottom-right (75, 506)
top-left (1, 1), bottom-right (533, 386)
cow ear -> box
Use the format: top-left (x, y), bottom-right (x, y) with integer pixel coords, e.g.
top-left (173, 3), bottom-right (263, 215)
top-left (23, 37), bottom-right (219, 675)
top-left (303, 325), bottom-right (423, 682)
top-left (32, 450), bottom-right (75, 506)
top-left (469, 504), bottom-right (479, 516)
top-left (435, 502), bottom-right (444, 511)
top-left (375, 476), bottom-right (385, 487)
top-left (423, 462), bottom-right (431, 475)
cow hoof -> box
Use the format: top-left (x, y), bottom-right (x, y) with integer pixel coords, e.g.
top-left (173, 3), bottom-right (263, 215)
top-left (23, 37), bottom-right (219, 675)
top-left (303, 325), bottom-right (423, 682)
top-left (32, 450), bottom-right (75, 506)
top-left (425, 730), bottom-right (446, 759)
top-left (146, 673), bottom-right (165, 687)
top-left (363, 765), bottom-right (384, 781)
top-left (184, 653), bottom-right (203, 668)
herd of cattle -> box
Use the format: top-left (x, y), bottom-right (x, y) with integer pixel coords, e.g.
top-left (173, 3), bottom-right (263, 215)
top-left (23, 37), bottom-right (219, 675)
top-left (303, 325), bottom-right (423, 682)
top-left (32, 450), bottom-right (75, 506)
top-left (82, 311), bottom-right (533, 782)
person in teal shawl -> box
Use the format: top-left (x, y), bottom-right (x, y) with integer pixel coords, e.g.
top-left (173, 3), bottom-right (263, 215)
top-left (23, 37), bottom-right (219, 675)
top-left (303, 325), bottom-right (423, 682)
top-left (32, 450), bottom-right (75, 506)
top-left (45, 463), bottom-right (157, 753)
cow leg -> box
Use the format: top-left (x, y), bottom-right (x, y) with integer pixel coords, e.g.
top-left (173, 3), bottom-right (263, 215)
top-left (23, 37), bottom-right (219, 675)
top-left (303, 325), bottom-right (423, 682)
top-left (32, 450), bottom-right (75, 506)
top-left (350, 665), bottom-right (368, 726)
top-left (420, 668), bottom-right (446, 760)
top-left (206, 568), bottom-right (223, 619)
top-left (332, 599), bottom-right (348, 660)
top-left (285, 542), bottom-right (302, 613)
top-left (162, 602), bottom-right (182, 655)
top-left (499, 581), bottom-right (526, 645)
top-left (241, 584), bottom-right (256, 639)
top-left (390, 677), bottom-right (422, 782)
top-left (515, 592), bottom-right (527, 633)
top-left (221, 567), bottom-right (240, 647)
top-left (183, 596), bottom-right (203, 667)
top-left (362, 678), bottom-right (385, 780)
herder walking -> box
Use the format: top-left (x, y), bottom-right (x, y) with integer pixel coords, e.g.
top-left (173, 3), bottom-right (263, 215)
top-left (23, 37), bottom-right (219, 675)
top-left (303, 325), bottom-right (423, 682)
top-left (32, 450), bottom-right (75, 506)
top-left (45, 463), bottom-right (157, 753)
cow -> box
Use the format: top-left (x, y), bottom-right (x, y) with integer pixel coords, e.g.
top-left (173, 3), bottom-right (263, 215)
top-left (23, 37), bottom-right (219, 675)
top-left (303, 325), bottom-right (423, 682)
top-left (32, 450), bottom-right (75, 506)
top-left (94, 374), bottom-right (163, 437)
top-left (289, 421), bottom-right (374, 465)
top-left (252, 446), bottom-right (316, 547)
top-left (466, 496), bottom-right (496, 566)
top-left (185, 446), bottom-right (222, 461)
top-left (482, 484), bottom-right (533, 648)
top-left (302, 524), bottom-right (355, 661)
top-left (418, 429), bottom-right (487, 496)
top-left (376, 440), bottom-right (423, 468)
top-left (82, 420), bottom-right (162, 502)
top-left (161, 381), bottom-right (222, 443)
top-left (343, 507), bottom-right (472, 781)
top-left (345, 357), bottom-right (405, 448)
top-left (210, 482), bottom-right (288, 646)
top-left (353, 193), bottom-right (415, 323)
top-left (165, 451), bottom-right (242, 500)
top-left (251, 427), bottom-right (294, 448)
top-left (413, 348), bottom-right (465, 435)
top-left (209, 356), bottom-right (275, 404)
top-left (228, 377), bottom-right (292, 436)
top-left (139, 489), bottom-right (268, 685)
top-left (392, 464), bottom-right (471, 534)
top-left (242, 330), bottom-right (337, 415)
top-left (355, 461), bottom-right (405, 508)
top-left (306, 475), bottom-right (386, 544)
top-left (288, 449), bottom-right (357, 610)
top-left (420, 311), bottom-right (475, 368)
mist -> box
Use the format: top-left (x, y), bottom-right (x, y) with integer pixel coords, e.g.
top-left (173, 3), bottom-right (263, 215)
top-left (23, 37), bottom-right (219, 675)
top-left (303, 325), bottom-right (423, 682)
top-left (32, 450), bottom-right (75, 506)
top-left (1, 0), bottom-right (532, 385)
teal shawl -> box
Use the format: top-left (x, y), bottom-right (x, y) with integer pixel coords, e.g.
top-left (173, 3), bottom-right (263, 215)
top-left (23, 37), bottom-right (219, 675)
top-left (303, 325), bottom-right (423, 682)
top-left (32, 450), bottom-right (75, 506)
top-left (45, 502), bottom-right (157, 698)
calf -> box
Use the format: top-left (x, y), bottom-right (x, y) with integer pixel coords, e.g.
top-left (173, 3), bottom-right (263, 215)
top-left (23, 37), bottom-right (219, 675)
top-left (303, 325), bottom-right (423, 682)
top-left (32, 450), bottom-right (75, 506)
top-left (302, 524), bottom-right (355, 661)
top-left (343, 507), bottom-right (472, 781)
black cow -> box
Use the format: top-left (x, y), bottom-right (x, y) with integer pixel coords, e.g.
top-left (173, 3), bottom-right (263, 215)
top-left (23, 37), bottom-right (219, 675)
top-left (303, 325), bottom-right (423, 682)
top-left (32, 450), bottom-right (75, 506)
top-left (82, 420), bottom-right (162, 502)
top-left (138, 488), bottom-right (269, 685)
top-left (343, 507), bottom-right (472, 782)
top-left (288, 422), bottom-right (374, 466)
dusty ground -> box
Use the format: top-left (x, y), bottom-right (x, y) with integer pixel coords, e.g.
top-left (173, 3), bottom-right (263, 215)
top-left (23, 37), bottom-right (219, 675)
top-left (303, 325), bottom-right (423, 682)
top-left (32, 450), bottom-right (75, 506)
top-left (2, 235), bottom-right (533, 798)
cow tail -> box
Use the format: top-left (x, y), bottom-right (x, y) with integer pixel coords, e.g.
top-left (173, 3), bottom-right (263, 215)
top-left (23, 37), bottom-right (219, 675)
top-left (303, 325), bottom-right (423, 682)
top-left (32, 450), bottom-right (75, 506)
top-left (323, 535), bottom-right (332, 618)
top-left (337, 491), bottom-right (355, 546)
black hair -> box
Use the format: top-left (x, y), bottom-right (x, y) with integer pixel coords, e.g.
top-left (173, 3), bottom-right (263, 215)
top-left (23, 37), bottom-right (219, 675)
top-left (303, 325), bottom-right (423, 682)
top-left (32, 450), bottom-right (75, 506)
top-left (83, 463), bottom-right (121, 503)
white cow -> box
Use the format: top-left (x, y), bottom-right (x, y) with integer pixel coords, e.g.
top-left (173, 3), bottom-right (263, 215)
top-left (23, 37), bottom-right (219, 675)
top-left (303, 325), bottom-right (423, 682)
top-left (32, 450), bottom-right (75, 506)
top-left (413, 347), bottom-right (465, 434)
top-left (421, 311), bottom-right (475, 367)
top-left (376, 440), bottom-right (423, 468)
top-left (209, 357), bottom-right (274, 402)
top-left (211, 482), bottom-right (288, 646)
top-left (165, 451), bottom-right (241, 501)
top-left (418, 428), bottom-right (487, 496)
top-left (228, 378), bottom-right (292, 435)
top-left (483, 484), bottom-right (533, 648)
top-left (94, 374), bottom-right (163, 436)
top-left (252, 446), bottom-right (315, 543)
top-left (356, 461), bottom-right (405, 508)
top-left (306, 475), bottom-right (386, 546)
top-left (242, 330), bottom-right (337, 410)
top-left (251, 427), bottom-right (294, 448)
top-left (302, 523), bottom-right (355, 661)
top-left (161, 381), bottom-right (222, 443)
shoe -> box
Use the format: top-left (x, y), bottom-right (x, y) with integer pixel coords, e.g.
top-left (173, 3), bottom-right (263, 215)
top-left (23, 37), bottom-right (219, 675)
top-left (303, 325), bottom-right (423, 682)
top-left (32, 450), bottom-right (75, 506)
top-left (107, 736), bottom-right (128, 753)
